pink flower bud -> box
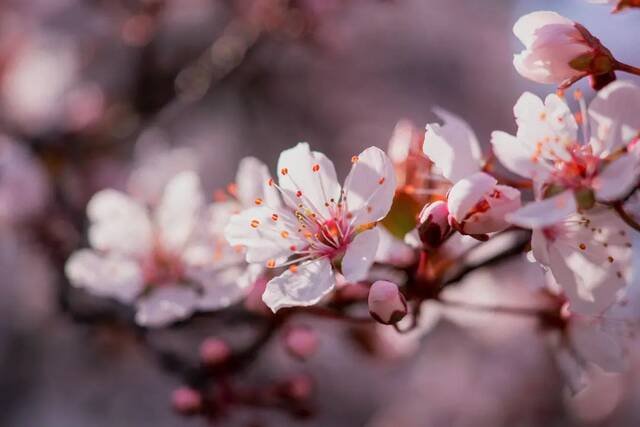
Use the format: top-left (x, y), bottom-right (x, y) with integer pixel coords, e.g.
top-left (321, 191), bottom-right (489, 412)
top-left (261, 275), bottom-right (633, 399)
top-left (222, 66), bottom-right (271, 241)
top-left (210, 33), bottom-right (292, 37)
top-left (199, 338), bottom-right (231, 366)
top-left (281, 374), bottom-right (314, 401)
top-left (447, 172), bottom-right (521, 235)
top-left (417, 201), bottom-right (451, 249)
top-left (171, 387), bottom-right (202, 415)
top-left (513, 11), bottom-right (614, 87)
top-left (284, 326), bottom-right (319, 360)
top-left (368, 280), bottom-right (407, 325)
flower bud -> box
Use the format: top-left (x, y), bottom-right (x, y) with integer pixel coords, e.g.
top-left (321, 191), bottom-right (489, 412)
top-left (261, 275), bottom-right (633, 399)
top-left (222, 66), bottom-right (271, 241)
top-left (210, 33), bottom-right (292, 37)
top-left (199, 337), bottom-right (231, 366)
top-left (171, 387), bottom-right (202, 415)
top-left (283, 326), bottom-right (319, 360)
top-left (447, 172), bottom-right (521, 235)
top-left (368, 280), bottom-right (407, 325)
top-left (417, 201), bottom-right (450, 249)
top-left (513, 11), bottom-right (614, 87)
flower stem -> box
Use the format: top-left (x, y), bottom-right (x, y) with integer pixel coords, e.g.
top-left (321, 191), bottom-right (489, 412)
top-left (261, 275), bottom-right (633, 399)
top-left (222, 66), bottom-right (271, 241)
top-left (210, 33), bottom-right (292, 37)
top-left (613, 201), bottom-right (640, 233)
top-left (616, 61), bottom-right (640, 77)
top-left (438, 298), bottom-right (555, 318)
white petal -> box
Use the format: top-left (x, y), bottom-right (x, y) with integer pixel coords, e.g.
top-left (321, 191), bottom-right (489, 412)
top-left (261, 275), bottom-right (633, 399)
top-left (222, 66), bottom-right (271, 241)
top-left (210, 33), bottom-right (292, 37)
top-left (343, 146), bottom-right (397, 226)
top-left (447, 172), bottom-right (496, 222)
top-left (570, 317), bottom-right (626, 373)
top-left (507, 191), bottom-right (576, 229)
top-left (545, 210), bottom-right (633, 315)
top-left (208, 201), bottom-right (241, 235)
top-left (128, 144), bottom-right (198, 205)
top-left (235, 156), bottom-right (281, 208)
top-left (135, 286), bottom-right (199, 327)
top-left (513, 50), bottom-right (556, 84)
top-left (513, 92), bottom-right (576, 161)
top-left (277, 142), bottom-right (340, 218)
top-left (224, 206), bottom-right (305, 263)
top-left (196, 264), bottom-right (258, 311)
top-left (552, 337), bottom-right (587, 395)
top-left (589, 80), bottom-right (640, 156)
top-left (87, 189), bottom-right (153, 256)
top-left (423, 108), bottom-right (482, 182)
top-left (593, 154), bottom-right (640, 201)
top-left (262, 258), bottom-right (335, 312)
top-left (155, 171), bottom-right (204, 252)
top-left (342, 228), bottom-right (380, 282)
top-left (490, 130), bottom-right (549, 179)
top-left (65, 249), bottom-right (143, 303)
top-left (461, 184), bottom-right (521, 235)
top-left (531, 229), bottom-right (551, 266)
top-left (513, 11), bottom-right (574, 47)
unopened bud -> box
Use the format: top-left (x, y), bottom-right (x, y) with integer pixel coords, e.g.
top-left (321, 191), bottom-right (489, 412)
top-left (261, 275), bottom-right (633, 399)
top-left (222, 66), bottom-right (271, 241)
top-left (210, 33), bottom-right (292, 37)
top-left (284, 326), bottom-right (319, 360)
top-left (199, 338), bottom-right (231, 366)
top-left (281, 374), bottom-right (314, 401)
top-left (171, 387), bottom-right (202, 415)
top-left (417, 201), bottom-right (450, 249)
top-left (368, 280), bottom-right (407, 325)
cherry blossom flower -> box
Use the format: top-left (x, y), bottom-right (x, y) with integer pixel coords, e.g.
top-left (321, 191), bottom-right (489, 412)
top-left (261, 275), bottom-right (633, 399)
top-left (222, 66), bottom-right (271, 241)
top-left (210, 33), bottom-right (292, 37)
top-left (492, 81), bottom-right (640, 206)
top-left (1, 34), bottom-right (80, 133)
top-left (66, 171), bottom-right (257, 327)
top-left (225, 142), bottom-right (396, 312)
top-left (587, 0), bottom-right (640, 13)
top-left (128, 132), bottom-right (200, 206)
top-left (423, 109), bottom-right (521, 236)
top-left (0, 135), bottom-right (49, 225)
top-left (508, 192), bottom-right (635, 316)
top-left (512, 11), bottom-right (615, 87)
top-left (537, 267), bottom-right (640, 394)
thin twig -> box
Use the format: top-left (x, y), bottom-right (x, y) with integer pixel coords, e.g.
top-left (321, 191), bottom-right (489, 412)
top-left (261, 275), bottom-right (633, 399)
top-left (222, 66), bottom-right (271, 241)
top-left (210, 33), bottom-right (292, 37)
top-left (613, 201), bottom-right (640, 233)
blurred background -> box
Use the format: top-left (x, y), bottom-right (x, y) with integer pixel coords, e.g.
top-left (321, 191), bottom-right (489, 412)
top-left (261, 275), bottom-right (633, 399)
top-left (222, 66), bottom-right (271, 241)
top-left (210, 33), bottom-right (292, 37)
top-left (1, 0), bottom-right (640, 426)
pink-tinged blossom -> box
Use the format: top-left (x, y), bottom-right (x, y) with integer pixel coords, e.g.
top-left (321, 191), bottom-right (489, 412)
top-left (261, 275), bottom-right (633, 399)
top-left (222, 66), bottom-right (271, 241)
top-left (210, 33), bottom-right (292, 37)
top-left (540, 267), bottom-right (640, 394)
top-left (65, 171), bottom-right (257, 327)
top-left (509, 192), bottom-right (635, 316)
top-left (512, 11), bottom-right (611, 86)
top-left (283, 326), bottom-right (319, 360)
top-left (1, 35), bottom-right (80, 134)
top-left (368, 280), bottom-right (408, 325)
top-left (423, 109), bottom-right (521, 236)
top-left (417, 200), bottom-right (450, 249)
top-left (586, 0), bottom-right (640, 13)
top-left (0, 136), bottom-right (49, 224)
top-left (225, 143), bottom-right (396, 312)
top-left (492, 82), bottom-right (640, 203)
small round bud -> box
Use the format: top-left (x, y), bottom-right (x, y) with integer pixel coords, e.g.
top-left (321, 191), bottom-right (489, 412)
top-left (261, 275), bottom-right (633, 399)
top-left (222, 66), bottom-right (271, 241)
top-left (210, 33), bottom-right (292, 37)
top-left (171, 387), bottom-right (202, 415)
top-left (417, 201), bottom-right (450, 249)
top-left (281, 374), bottom-right (314, 401)
top-left (368, 280), bottom-right (408, 325)
top-left (283, 326), bottom-right (319, 360)
top-left (199, 338), bottom-right (231, 366)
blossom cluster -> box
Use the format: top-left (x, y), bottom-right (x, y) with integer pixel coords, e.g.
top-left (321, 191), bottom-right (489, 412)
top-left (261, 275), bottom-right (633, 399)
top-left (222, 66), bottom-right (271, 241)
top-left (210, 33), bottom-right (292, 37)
top-left (55, 4), bottom-right (640, 421)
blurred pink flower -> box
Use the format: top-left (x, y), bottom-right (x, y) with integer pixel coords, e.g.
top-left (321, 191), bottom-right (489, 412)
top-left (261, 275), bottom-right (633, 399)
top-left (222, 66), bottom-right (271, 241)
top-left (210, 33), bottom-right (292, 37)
top-left (66, 171), bottom-right (256, 327)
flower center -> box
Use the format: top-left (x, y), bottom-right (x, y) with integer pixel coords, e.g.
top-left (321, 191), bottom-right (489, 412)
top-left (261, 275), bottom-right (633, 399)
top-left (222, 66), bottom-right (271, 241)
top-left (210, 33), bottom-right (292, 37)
top-left (142, 244), bottom-right (184, 287)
